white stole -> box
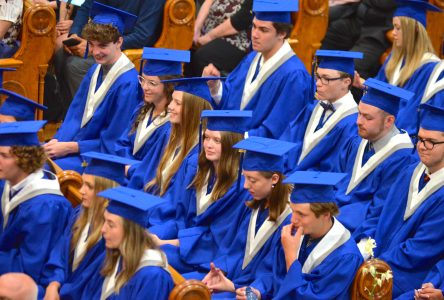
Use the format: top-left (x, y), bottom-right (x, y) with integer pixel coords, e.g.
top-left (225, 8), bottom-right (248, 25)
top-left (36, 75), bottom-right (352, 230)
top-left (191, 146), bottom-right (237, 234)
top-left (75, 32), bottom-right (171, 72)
top-left (300, 218), bottom-right (350, 273)
top-left (404, 163), bottom-right (444, 220)
top-left (133, 108), bottom-right (170, 155)
top-left (196, 173), bottom-right (214, 216)
top-left (72, 218), bottom-right (92, 271)
top-left (421, 60), bottom-right (444, 104)
top-left (241, 41), bottom-right (294, 110)
top-left (298, 92), bottom-right (358, 164)
top-left (81, 54), bottom-right (135, 128)
top-left (242, 204), bottom-right (292, 269)
top-left (390, 52), bottom-right (440, 86)
top-left (1, 170), bottom-right (63, 229)
top-left (100, 249), bottom-right (168, 300)
top-left (346, 131), bottom-right (413, 194)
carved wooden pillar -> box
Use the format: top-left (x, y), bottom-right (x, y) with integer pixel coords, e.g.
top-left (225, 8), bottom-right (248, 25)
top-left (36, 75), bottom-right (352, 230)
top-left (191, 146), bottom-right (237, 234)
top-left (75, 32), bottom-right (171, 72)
top-left (427, 0), bottom-right (444, 58)
top-left (289, 0), bottom-right (329, 71)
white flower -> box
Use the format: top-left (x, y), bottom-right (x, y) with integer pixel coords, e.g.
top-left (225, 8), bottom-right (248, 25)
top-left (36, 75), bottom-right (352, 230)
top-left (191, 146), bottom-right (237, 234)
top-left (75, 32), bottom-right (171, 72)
top-left (364, 238), bottom-right (377, 258)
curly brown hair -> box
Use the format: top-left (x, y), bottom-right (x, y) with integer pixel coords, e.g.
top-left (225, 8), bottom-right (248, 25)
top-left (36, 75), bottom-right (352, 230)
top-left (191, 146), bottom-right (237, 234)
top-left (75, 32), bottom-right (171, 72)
top-left (82, 21), bottom-right (121, 43)
top-left (10, 146), bottom-right (46, 174)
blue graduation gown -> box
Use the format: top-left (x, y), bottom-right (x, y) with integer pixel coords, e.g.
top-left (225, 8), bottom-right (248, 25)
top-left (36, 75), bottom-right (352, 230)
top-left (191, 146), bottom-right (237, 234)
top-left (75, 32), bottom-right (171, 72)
top-left (359, 163), bottom-right (444, 297)
top-left (280, 92), bottom-right (358, 173)
top-left (114, 104), bottom-right (171, 162)
top-left (53, 57), bottom-right (141, 172)
top-left (252, 219), bottom-right (362, 300)
top-left (396, 260), bottom-right (444, 300)
top-left (160, 179), bottom-right (250, 273)
top-left (41, 206), bottom-right (106, 300)
top-left (147, 147), bottom-right (200, 238)
top-left (83, 266), bottom-right (174, 300)
top-left (336, 133), bottom-right (415, 233)
top-left (182, 204), bottom-right (292, 298)
top-left (217, 42), bottom-right (311, 138)
top-left (375, 55), bottom-right (440, 136)
top-left (0, 179), bottom-right (72, 286)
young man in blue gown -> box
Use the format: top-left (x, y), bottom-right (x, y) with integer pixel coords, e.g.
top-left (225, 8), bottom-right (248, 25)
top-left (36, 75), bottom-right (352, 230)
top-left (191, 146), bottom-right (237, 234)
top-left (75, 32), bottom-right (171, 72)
top-left (354, 103), bottom-right (444, 297)
top-left (203, 0), bottom-right (311, 139)
top-left (44, 3), bottom-right (141, 173)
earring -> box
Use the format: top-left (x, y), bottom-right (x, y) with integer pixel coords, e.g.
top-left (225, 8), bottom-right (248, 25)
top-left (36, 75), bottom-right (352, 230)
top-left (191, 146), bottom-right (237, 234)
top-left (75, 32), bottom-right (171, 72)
top-left (272, 184), bottom-right (275, 189)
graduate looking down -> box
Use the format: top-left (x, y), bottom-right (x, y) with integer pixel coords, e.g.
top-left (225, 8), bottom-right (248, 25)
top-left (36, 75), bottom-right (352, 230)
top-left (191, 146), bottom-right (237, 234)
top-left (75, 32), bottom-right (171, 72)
top-left (43, 152), bottom-right (136, 300)
top-left (44, 2), bottom-right (141, 173)
top-left (81, 187), bottom-right (174, 299)
top-left (238, 171), bottom-right (363, 299)
top-left (202, 0), bottom-right (311, 139)
top-left (353, 103), bottom-right (444, 297)
top-left (0, 121), bottom-right (72, 296)
top-left (185, 137), bottom-right (296, 298)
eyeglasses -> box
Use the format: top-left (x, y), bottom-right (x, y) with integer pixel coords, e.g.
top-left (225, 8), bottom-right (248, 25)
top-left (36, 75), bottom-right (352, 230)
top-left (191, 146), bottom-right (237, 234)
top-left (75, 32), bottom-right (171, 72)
top-left (138, 75), bottom-right (161, 88)
top-left (414, 136), bottom-right (444, 150)
top-left (314, 73), bottom-right (343, 85)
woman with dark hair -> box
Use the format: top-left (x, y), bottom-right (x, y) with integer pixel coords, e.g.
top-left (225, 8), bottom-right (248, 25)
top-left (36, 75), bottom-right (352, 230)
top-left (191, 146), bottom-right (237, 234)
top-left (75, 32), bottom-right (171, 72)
top-left (43, 152), bottom-right (136, 300)
top-left (151, 110), bottom-right (252, 270)
top-left (81, 186), bottom-right (174, 299)
top-left (181, 136), bottom-right (296, 298)
top-left (115, 48), bottom-right (189, 187)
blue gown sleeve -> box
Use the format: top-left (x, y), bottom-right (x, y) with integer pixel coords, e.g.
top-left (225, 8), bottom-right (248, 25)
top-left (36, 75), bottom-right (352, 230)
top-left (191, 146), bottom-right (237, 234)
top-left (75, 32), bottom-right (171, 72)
top-left (273, 253), bottom-right (362, 300)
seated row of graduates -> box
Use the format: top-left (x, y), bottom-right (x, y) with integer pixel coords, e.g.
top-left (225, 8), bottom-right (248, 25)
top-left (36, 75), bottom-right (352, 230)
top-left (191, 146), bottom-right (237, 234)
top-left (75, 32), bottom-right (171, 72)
top-left (1, 1), bottom-right (444, 299)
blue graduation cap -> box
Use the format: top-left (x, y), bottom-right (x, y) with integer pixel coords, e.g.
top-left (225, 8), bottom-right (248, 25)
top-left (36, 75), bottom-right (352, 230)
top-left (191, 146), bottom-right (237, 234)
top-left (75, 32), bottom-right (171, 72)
top-left (99, 186), bottom-right (164, 227)
top-left (81, 151), bottom-right (139, 185)
top-left (284, 171), bottom-right (347, 204)
top-left (90, 2), bottom-right (138, 35)
top-left (253, 0), bottom-right (299, 24)
top-left (419, 103), bottom-right (444, 132)
top-left (0, 120), bottom-right (46, 146)
top-left (141, 47), bottom-right (190, 77)
top-left (0, 68), bottom-right (15, 88)
top-left (233, 136), bottom-right (297, 172)
top-left (361, 78), bottom-right (414, 117)
top-left (394, 0), bottom-right (442, 27)
top-left (162, 76), bottom-right (225, 104)
top-left (0, 89), bottom-right (47, 121)
top-left (316, 50), bottom-right (364, 76)
top-left (201, 110), bottom-right (252, 134)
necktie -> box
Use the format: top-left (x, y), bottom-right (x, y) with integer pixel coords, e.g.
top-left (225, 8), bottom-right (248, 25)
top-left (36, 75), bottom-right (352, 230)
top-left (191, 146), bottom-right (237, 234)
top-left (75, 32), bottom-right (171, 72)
top-left (361, 143), bottom-right (375, 166)
top-left (418, 172), bottom-right (430, 191)
top-left (315, 102), bottom-right (336, 131)
top-left (250, 56), bottom-right (261, 83)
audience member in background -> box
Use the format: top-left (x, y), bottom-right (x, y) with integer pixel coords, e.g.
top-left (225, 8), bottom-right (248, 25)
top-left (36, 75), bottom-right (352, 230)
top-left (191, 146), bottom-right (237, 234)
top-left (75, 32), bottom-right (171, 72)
top-left (280, 50), bottom-right (362, 173)
top-left (336, 78), bottom-right (415, 232)
top-left (203, 0), bottom-right (311, 139)
top-left (354, 103), bottom-right (444, 297)
top-left (0, 88), bottom-right (47, 122)
top-left (44, 3), bottom-right (140, 173)
top-left (186, 0), bottom-right (252, 77)
top-left (0, 0), bottom-right (22, 58)
top-left (43, 152), bottom-right (133, 300)
top-left (0, 121), bottom-right (72, 296)
top-left (322, 0), bottom-right (397, 80)
top-left (0, 273), bottom-right (38, 300)
top-left (357, 0), bottom-right (443, 136)
top-left (81, 187), bottom-right (174, 299)
top-left (114, 48), bottom-right (188, 186)
top-left (54, 0), bottom-right (164, 115)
